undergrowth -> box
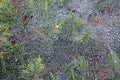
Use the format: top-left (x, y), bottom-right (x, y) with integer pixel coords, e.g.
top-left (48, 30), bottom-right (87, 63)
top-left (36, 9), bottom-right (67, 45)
top-left (1, 0), bottom-right (120, 80)
top-left (0, 0), bottom-right (44, 80)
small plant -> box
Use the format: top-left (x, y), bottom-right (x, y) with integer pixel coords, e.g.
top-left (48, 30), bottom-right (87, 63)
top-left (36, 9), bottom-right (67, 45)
top-left (22, 55), bottom-right (45, 80)
top-left (0, 0), bottom-right (16, 25)
top-left (44, 0), bottom-right (51, 12)
top-left (72, 55), bottom-right (89, 80)
top-left (0, 43), bottom-right (30, 80)
top-left (51, 73), bottom-right (58, 80)
top-left (71, 69), bottom-right (76, 80)
top-left (110, 53), bottom-right (120, 79)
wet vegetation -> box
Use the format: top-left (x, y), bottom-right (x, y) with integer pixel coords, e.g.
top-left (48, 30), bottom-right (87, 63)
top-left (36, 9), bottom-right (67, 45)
top-left (0, 0), bottom-right (120, 80)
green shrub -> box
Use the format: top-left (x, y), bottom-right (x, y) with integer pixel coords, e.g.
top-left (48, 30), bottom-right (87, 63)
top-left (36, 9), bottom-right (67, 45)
top-left (22, 55), bottom-right (45, 80)
top-left (0, 43), bottom-right (29, 80)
